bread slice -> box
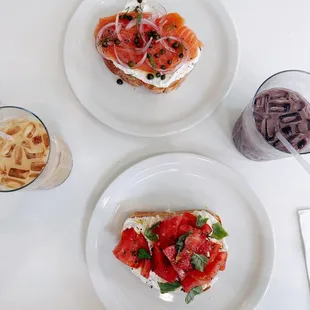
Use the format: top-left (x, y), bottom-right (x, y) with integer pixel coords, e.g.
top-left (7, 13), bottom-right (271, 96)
top-left (104, 58), bottom-right (187, 94)
top-left (131, 209), bottom-right (222, 224)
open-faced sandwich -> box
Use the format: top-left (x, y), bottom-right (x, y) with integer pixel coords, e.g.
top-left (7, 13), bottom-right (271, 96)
top-left (113, 210), bottom-right (228, 304)
top-left (94, 0), bottom-right (203, 93)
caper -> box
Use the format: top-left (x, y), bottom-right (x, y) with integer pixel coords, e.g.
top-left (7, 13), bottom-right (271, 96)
top-left (172, 42), bottom-right (180, 49)
top-left (160, 49), bottom-right (166, 55)
top-left (128, 61), bottom-right (135, 68)
top-left (161, 74), bottom-right (166, 80)
top-left (147, 74), bottom-right (154, 80)
top-left (156, 72), bottom-right (161, 78)
top-left (114, 39), bottom-right (121, 45)
top-left (161, 65), bottom-right (166, 70)
top-left (179, 53), bottom-right (184, 58)
top-left (154, 53), bottom-right (160, 58)
top-left (167, 60), bottom-right (172, 65)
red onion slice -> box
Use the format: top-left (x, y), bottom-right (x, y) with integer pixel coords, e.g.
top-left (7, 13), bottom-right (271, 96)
top-left (115, 14), bottom-right (124, 41)
top-left (135, 52), bottom-right (148, 68)
top-left (156, 37), bottom-right (176, 53)
top-left (125, 17), bottom-right (160, 33)
top-left (114, 45), bottom-right (132, 68)
top-left (95, 22), bottom-right (116, 60)
top-left (136, 37), bottom-right (153, 54)
top-left (95, 22), bottom-right (116, 45)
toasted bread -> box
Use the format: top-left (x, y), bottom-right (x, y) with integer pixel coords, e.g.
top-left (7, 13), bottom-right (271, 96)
top-left (131, 210), bottom-right (222, 224)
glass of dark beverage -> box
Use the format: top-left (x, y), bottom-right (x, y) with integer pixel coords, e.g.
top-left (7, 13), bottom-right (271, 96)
top-left (233, 70), bottom-right (310, 161)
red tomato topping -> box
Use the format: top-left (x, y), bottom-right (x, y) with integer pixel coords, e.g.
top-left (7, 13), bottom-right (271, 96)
top-left (180, 212), bottom-right (197, 227)
top-left (181, 252), bottom-right (228, 292)
top-left (152, 243), bottom-right (179, 282)
top-left (154, 215), bottom-right (183, 249)
top-left (113, 228), bottom-right (149, 269)
top-left (199, 223), bottom-right (212, 235)
top-left (141, 259), bottom-right (152, 279)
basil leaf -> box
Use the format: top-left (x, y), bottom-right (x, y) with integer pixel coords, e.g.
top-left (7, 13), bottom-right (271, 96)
top-left (158, 281), bottom-right (181, 294)
top-left (144, 221), bottom-right (161, 242)
top-left (196, 215), bottom-right (208, 228)
top-left (138, 248), bottom-right (151, 260)
top-left (191, 253), bottom-right (208, 272)
top-left (185, 286), bottom-right (203, 304)
top-left (210, 222), bottom-right (229, 240)
top-left (147, 53), bottom-right (157, 70)
top-left (175, 231), bottom-right (192, 255)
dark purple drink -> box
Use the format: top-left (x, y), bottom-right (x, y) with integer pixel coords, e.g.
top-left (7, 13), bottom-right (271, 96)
top-left (233, 87), bottom-right (310, 160)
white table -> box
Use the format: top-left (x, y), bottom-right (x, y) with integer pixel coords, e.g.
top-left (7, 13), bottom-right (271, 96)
top-left (0, 0), bottom-right (309, 309)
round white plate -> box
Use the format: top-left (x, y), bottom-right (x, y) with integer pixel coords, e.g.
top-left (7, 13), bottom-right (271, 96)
top-left (86, 153), bottom-right (275, 310)
top-left (64, 0), bottom-right (239, 137)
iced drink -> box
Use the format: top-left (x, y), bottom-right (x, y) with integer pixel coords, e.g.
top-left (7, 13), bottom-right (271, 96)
top-left (0, 107), bottom-right (72, 191)
top-left (233, 71), bottom-right (310, 161)
top-left (0, 118), bottom-right (49, 189)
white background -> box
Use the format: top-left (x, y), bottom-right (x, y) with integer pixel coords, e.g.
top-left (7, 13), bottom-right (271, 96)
top-left (0, 0), bottom-right (309, 309)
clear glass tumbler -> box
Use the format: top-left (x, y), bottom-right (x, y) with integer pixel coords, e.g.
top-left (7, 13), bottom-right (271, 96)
top-left (233, 70), bottom-right (310, 161)
top-left (0, 106), bottom-right (73, 192)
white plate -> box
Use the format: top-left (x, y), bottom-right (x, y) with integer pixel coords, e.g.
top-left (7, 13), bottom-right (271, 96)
top-left (64, 0), bottom-right (239, 137)
top-left (86, 153), bottom-right (275, 310)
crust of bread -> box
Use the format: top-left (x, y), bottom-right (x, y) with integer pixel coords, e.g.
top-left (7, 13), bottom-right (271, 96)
top-left (131, 210), bottom-right (222, 224)
top-left (103, 58), bottom-right (186, 94)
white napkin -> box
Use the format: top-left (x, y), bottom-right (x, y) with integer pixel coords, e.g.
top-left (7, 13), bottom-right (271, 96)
top-left (299, 209), bottom-right (310, 284)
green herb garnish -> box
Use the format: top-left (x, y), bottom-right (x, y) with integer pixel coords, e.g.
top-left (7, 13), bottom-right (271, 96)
top-left (158, 281), bottom-right (181, 294)
top-left (147, 53), bottom-right (157, 70)
top-left (196, 215), bottom-right (208, 228)
top-left (175, 231), bottom-right (192, 255)
top-left (137, 248), bottom-right (151, 260)
top-left (210, 222), bottom-right (229, 240)
top-left (144, 221), bottom-right (161, 242)
top-left (191, 253), bottom-right (208, 272)
top-left (185, 286), bottom-right (203, 304)
top-left (136, 12), bottom-right (143, 29)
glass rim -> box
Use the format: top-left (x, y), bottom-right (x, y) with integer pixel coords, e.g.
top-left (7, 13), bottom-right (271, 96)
top-left (250, 69), bottom-right (310, 156)
top-left (0, 105), bottom-right (51, 193)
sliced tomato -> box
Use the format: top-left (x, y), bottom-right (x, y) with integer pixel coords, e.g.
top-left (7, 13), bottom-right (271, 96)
top-left (209, 242), bottom-right (221, 263)
top-left (113, 228), bottom-right (149, 269)
top-left (180, 212), bottom-right (197, 227)
top-left (184, 229), bottom-right (206, 252)
top-left (154, 215), bottom-right (183, 249)
top-left (196, 239), bottom-right (212, 256)
top-left (178, 224), bottom-right (194, 236)
top-left (199, 223), bottom-right (212, 235)
top-left (152, 243), bottom-right (179, 282)
top-left (141, 259), bottom-right (152, 279)
top-left (163, 245), bottom-right (189, 280)
top-left (181, 251), bottom-right (228, 292)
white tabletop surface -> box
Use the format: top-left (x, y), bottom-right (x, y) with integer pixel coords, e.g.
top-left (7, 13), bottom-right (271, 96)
top-left (0, 0), bottom-right (310, 309)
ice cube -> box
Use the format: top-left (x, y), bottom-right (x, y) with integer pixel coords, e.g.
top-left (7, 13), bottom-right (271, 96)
top-left (23, 123), bottom-right (36, 138)
top-left (15, 146), bottom-right (23, 165)
top-left (279, 112), bottom-right (302, 124)
top-left (268, 101), bottom-right (290, 113)
top-left (1, 144), bottom-right (15, 158)
top-left (32, 136), bottom-right (42, 145)
top-left (22, 140), bottom-right (32, 149)
top-left (31, 161), bottom-right (45, 172)
top-left (24, 148), bottom-right (45, 159)
top-left (43, 134), bottom-right (49, 148)
top-left (29, 172), bottom-right (40, 179)
top-left (8, 168), bottom-right (29, 179)
top-left (1, 177), bottom-right (25, 189)
top-left (270, 89), bottom-right (289, 100)
top-left (5, 125), bottom-right (21, 136)
top-left (0, 163), bottom-right (7, 176)
top-left (294, 99), bottom-right (306, 112)
top-left (265, 119), bottom-right (276, 141)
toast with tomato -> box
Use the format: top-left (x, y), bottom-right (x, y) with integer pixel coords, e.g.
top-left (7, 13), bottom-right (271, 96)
top-left (94, 1), bottom-right (203, 93)
top-left (113, 209), bottom-right (228, 304)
